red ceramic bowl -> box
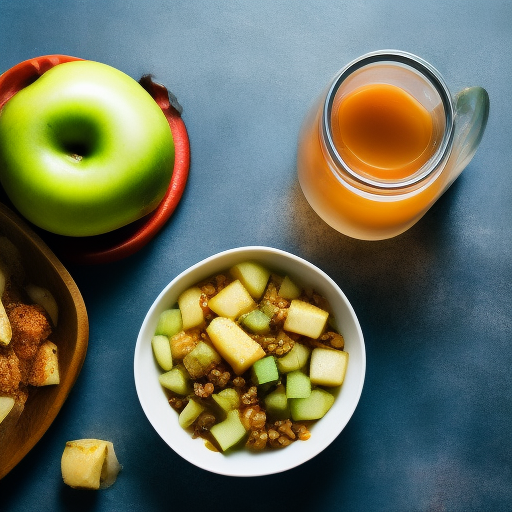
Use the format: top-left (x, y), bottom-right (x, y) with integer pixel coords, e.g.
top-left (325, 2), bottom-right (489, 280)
top-left (0, 55), bottom-right (190, 265)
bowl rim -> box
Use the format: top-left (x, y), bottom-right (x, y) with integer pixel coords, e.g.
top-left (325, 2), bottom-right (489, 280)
top-left (134, 245), bottom-right (366, 477)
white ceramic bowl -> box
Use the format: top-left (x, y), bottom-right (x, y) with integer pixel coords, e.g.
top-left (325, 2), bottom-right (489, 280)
top-left (134, 246), bottom-right (365, 477)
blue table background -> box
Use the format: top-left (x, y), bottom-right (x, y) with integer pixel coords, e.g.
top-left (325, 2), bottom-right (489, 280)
top-left (1, 1), bottom-right (510, 511)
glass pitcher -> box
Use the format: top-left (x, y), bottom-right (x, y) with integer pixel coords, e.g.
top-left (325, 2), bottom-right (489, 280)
top-left (297, 50), bottom-right (490, 240)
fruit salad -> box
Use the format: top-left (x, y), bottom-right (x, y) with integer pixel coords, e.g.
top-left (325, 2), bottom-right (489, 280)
top-left (152, 261), bottom-right (349, 452)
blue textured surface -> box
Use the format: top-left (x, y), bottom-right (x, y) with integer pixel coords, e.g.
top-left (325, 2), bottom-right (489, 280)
top-left (1, 1), bottom-right (511, 511)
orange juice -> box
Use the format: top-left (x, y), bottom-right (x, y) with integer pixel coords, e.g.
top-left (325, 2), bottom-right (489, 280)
top-left (332, 84), bottom-right (434, 181)
top-left (297, 51), bottom-right (488, 240)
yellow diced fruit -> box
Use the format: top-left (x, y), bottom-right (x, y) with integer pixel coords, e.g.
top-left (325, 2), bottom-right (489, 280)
top-left (283, 300), bottom-right (329, 339)
top-left (28, 341), bottom-right (59, 386)
top-left (61, 439), bottom-right (121, 490)
top-left (0, 299), bottom-right (11, 346)
top-left (309, 347), bottom-right (349, 387)
top-left (178, 287), bottom-right (204, 330)
top-left (229, 261), bottom-right (271, 299)
top-left (278, 275), bottom-right (302, 300)
top-left (206, 317), bottom-right (265, 375)
top-left (208, 280), bottom-right (255, 319)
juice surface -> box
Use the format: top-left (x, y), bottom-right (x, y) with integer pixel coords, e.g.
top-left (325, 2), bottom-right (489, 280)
top-left (297, 98), bottom-right (449, 240)
top-left (332, 83), bottom-right (434, 180)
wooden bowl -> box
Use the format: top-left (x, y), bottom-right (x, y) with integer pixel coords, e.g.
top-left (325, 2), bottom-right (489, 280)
top-left (0, 203), bottom-right (89, 479)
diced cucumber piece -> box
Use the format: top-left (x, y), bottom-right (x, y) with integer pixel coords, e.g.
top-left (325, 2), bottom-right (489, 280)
top-left (158, 365), bottom-right (191, 395)
top-left (210, 409), bottom-right (247, 452)
top-left (289, 388), bottom-right (335, 421)
top-left (229, 261), bottom-right (271, 299)
top-left (285, 370), bottom-right (311, 399)
top-left (178, 399), bottom-right (205, 429)
top-left (264, 384), bottom-right (290, 421)
top-left (155, 309), bottom-right (183, 337)
top-left (241, 309), bottom-right (271, 334)
top-left (278, 275), bottom-right (301, 299)
top-left (309, 348), bottom-right (349, 387)
top-left (212, 388), bottom-right (240, 412)
top-left (151, 335), bottom-right (173, 371)
top-left (251, 356), bottom-right (279, 386)
top-left (183, 341), bottom-right (222, 378)
top-left (276, 342), bottom-right (311, 373)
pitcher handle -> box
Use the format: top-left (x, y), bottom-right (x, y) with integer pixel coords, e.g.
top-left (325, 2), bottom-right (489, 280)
top-left (451, 86), bottom-right (490, 176)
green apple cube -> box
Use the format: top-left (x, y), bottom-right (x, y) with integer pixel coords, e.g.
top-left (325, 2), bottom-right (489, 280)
top-left (285, 370), bottom-right (311, 399)
top-left (178, 399), bottom-right (206, 429)
top-left (208, 280), bottom-right (255, 319)
top-left (289, 388), bottom-right (335, 421)
top-left (154, 309), bottom-right (183, 337)
top-left (0, 396), bottom-right (15, 424)
top-left (278, 275), bottom-right (302, 300)
top-left (210, 409), bottom-right (247, 452)
top-left (309, 348), bottom-right (349, 387)
top-left (212, 388), bottom-right (240, 412)
top-left (264, 384), bottom-right (290, 421)
top-left (151, 335), bottom-right (173, 371)
top-left (241, 309), bottom-right (271, 334)
top-left (251, 356), bottom-right (279, 386)
top-left (283, 300), bottom-right (329, 339)
top-left (178, 287), bottom-right (204, 330)
top-left (183, 341), bottom-right (222, 378)
top-left (276, 342), bottom-right (311, 373)
top-left (206, 317), bottom-right (265, 375)
top-left (158, 365), bottom-right (191, 395)
top-left (229, 261), bottom-right (271, 299)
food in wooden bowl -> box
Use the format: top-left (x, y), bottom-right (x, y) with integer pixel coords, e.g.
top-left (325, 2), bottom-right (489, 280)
top-left (0, 203), bottom-right (88, 479)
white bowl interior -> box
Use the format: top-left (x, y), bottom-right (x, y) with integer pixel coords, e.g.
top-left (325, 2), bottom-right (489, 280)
top-left (134, 246), bottom-right (365, 477)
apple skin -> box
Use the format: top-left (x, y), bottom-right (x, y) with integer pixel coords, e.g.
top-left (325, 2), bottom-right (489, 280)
top-left (0, 60), bottom-right (175, 237)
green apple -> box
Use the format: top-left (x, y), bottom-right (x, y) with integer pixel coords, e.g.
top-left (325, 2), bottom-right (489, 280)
top-left (0, 60), bottom-right (175, 237)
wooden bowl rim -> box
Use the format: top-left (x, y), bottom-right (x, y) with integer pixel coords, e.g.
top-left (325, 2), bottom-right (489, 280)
top-left (0, 202), bottom-right (89, 479)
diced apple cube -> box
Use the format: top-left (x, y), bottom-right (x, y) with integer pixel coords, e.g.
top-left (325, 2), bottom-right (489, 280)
top-left (212, 388), bottom-right (240, 413)
top-left (289, 388), bottom-right (335, 421)
top-left (309, 347), bottom-right (349, 387)
top-left (283, 300), bottom-right (329, 339)
top-left (28, 341), bottom-right (59, 386)
top-left (178, 399), bottom-right (205, 429)
top-left (251, 356), bottom-right (279, 386)
top-left (264, 384), bottom-right (290, 421)
top-left (285, 370), bottom-right (311, 399)
top-left (229, 261), bottom-right (271, 299)
top-left (276, 342), bottom-right (311, 373)
top-left (183, 341), bottom-right (221, 378)
top-left (210, 409), bottom-right (247, 452)
top-left (151, 335), bottom-right (173, 371)
top-left (278, 275), bottom-right (302, 300)
top-left (178, 287), bottom-right (204, 330)
top-left (241, 309), bottom-right (271, 334)
top-left (158, 365), bottom-right (192, 395)
top-left (154, 309), bottom-right (183, 337)
top-left (208, 280), bottom-right (255, 319)
top-left (206, 317), bottom-right (265, 375)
